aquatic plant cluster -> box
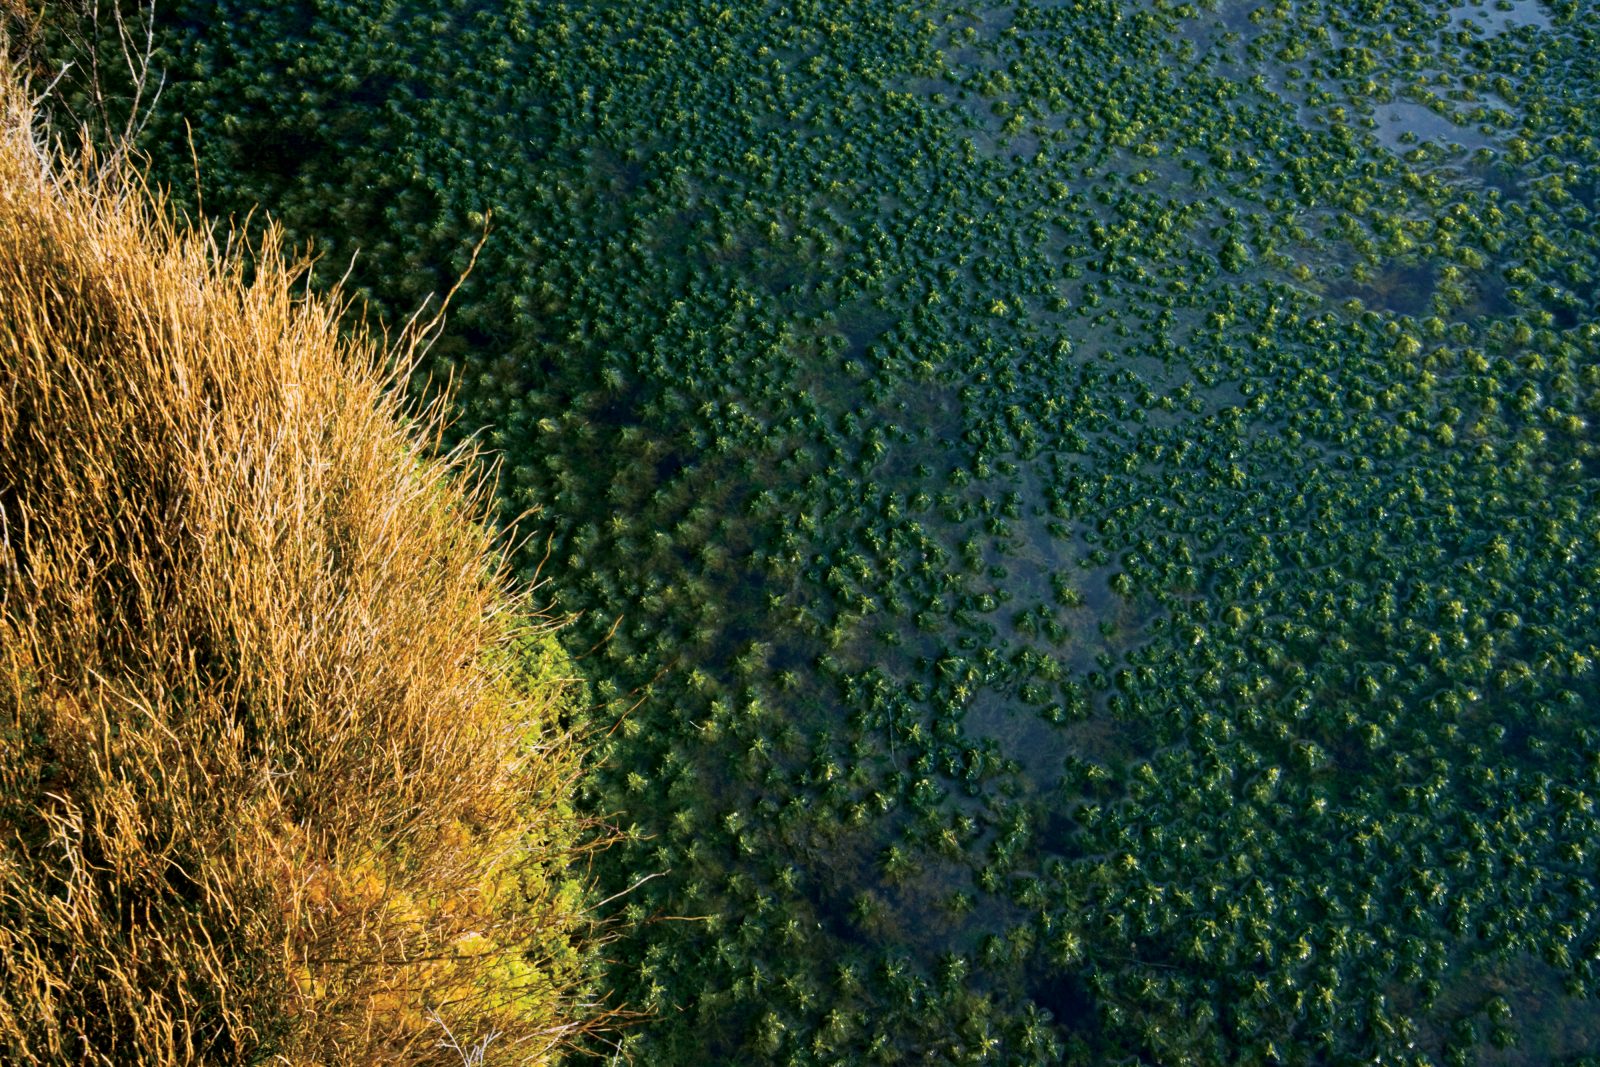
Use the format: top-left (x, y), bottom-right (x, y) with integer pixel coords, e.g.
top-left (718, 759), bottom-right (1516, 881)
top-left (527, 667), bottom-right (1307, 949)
top-left (86, 0), bottom-right (1600, 1061)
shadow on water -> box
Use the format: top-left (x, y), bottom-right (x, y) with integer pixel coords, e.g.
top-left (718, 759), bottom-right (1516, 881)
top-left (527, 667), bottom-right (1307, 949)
top-left (1026, 963), bottom-right (1100, 1035)
top-left (803, 877), bottom-right (872, 953)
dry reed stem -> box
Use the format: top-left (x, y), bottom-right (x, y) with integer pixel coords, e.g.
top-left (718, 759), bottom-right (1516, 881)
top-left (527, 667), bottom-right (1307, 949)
top-left (0, 63), bottom-right (606, 1065)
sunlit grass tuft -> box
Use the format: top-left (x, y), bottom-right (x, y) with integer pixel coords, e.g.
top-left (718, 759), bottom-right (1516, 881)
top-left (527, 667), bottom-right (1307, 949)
top-left (0, 65), bottom-right (604, 1065)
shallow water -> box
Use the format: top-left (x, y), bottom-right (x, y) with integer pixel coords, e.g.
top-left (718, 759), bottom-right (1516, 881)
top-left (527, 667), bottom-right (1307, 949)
top-left (1445, 0), bottom-right (1554, 34)
top-left (1371, 100), bottom-right (1497, 153)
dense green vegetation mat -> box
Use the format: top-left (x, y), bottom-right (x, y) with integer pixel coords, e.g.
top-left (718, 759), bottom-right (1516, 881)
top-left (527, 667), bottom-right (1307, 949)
top-left (72, 0), bottom-right (1600, 1061)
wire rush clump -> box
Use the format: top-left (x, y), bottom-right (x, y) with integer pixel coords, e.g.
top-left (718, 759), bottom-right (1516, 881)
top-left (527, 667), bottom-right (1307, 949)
top-left (0, 66), bottom-right (600, 1065)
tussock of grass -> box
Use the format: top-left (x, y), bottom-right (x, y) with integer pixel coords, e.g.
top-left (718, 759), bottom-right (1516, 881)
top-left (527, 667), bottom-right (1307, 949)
top-left (0, 69), bottom-right (601, 1064)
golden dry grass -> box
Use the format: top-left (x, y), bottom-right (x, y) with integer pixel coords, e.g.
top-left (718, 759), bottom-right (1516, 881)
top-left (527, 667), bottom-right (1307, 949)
top-left (0, 66), bottom-right (603, 1065)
